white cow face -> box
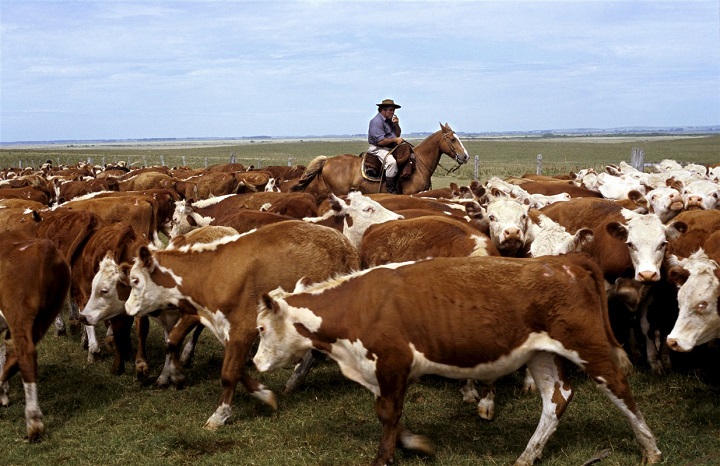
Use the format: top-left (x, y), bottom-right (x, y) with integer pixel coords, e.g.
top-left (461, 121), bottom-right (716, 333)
top-left (125, 247), bottom-right (182, 316)
top-left (254, 293), bottom-right (315, 373)
top-left (666, 251), bottom-right (720, 352)
top-left (646, 186), bottom-right (684, 224)
top-left (682, 180), bottom-right (720, 210)
top-left (80, 255), bottom-right (129, 325)
top-left (607, 211), bottom-right (682, 282)
top-left (170, 200), bottom-right (194, 238)
top-left (529, 216), bottom-right (594, 258)
top-left (484, 199), bottom-right (530, 256)
top-left (334, 192), bottom-right (403, 249)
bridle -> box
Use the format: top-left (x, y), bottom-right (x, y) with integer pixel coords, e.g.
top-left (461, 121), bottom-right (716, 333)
top-left (440, 131), bottom-right (466, 174)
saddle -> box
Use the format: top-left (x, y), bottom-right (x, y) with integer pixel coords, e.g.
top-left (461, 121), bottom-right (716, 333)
top-left (360, 142), bottom-right (415, 184)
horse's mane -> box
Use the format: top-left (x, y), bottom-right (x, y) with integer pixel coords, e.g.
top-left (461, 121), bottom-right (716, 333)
top-left (291, 156), bottom-right (327, 192)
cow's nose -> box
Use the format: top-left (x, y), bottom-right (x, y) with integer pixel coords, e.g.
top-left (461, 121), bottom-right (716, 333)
top-left (666, 338), bottom-right (684, 352)
top-left (636, 271), bottom-right (660, 282)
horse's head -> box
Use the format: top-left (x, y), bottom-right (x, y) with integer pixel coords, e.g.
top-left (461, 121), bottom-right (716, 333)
top-left (439, 123), bottom-right (469, 164)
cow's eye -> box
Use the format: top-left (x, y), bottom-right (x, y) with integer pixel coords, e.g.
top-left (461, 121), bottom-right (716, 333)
top-left (488, 215), bottom-right (496, 222)
top-left (257, 325), bottom-right (265, 334)
top-left (696, 301), bottom-right (708, 313)
top-left (657, 241), bottom-right (668, 251)
top-left (627, 242), bottom-right (636, 251)
top-left (100, 287), bottom-right (109, 295)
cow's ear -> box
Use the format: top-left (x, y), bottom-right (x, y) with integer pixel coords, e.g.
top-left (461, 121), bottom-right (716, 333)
top-left (138, 246), bottom-right (154, 269)
top-left (669, 221), bottom-right (687, 237)
top-left (187, 215), bottom-right (197, 227)
top-left (667, 265), bottom-right (689, 287)
top-left (606, 222), bottom-right (628, 241)
top-left (119, 263), bottom-right (132, 285)
top-left (260, 293), bottom-right (280, 314)
top-left (575, 228), bottom-right (594, 249)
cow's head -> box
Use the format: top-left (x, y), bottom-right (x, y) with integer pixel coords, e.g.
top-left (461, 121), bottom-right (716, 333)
top-left (333, 192), bottom-right (403, 249)
top-left (529, 215), bottom-right (594, 258)
top-left (254, 290), bottom-right (319, 373)
top-left (125, 246), bottom-right (182, 316)
top-left (483, 198), bottom-right (531, 257)
top-left (666, 251), bottom-right (720, 352)
top-left (79, 253), bottom-right (131, 325)
top-left (606, 211), bottom-right (683, 282)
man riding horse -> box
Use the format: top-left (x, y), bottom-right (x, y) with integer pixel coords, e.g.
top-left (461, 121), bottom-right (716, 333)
top-left (368, 99), bottom-right (404, 194)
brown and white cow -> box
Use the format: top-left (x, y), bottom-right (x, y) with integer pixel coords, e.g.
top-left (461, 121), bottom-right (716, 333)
top-left (540, 197), bottom-right (682, 283)
top-left (80, 226), bottom-right (238, 386)
top-left (254, 254), bottom-right (662, 466)
top-left (665, 237), bottom-right (720, 353)
top-left (0, 231), bottom-right (71, 441)
top-left (123, 221), bottom-right (360, 428)
top-left (359, 215), bottom-right (498, 268)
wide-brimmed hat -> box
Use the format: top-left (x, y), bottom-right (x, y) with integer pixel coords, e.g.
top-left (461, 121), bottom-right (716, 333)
top-left (376, 99), bottom-right (401, 109)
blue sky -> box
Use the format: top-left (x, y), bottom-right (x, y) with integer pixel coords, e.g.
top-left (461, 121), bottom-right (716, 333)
top-left (1, 0), bottom-right (718, 142)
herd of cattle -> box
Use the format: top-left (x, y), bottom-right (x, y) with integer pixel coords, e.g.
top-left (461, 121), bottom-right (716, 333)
top-left (1, 156), bottom-right (719, 465)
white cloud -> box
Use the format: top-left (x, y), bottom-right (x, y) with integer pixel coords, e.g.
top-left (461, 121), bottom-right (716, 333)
top-left (1, 0), bottom-right (717, 141)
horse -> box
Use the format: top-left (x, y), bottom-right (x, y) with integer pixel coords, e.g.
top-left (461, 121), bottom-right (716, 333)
top-left (290, 123), bottom-right (469, 201)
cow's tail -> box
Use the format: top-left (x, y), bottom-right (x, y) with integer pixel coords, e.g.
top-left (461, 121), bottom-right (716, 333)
top-left (291, 156), bottom-right (327, 192)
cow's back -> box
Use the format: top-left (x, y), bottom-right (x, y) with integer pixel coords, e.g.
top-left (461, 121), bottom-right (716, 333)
top-left (286, 253), bottom-right (613, 367)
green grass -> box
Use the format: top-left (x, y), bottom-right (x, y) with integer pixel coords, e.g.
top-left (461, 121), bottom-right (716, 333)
top-left (2, 134), bottom-right (718, 189)
top-left (1, 322), bottom-right (720, 465)
top-left (2, 134), bottom-right (720, 464)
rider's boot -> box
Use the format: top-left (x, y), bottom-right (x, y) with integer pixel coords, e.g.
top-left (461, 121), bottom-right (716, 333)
top-left (385, 176), bottom-right (398, 194)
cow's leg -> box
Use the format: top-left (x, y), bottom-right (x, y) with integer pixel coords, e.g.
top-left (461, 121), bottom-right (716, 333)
top-left (15, 336), bottom-right (44, 441)
top-left (283, 349), bottom-right (317, 395)
top-left (476, 382), bottom-right (495, 420)
top-left (135, 316), bottom-right (150, 381)
top-left (179, 321), bottom-right (204, 368)
top-left (584, 351), bottom-right (662, 464)
top-left (203, 330), bottom-right (275, 430)
top-left (157, 314), bottom-right (201, 388)
top-left (84, 325), bottom-right (101, 363)
top-left (3, 332), bottom-right (45, 442)
top-left (0, 338), bottom-right (16, 407)
top-left (108, 315), bottom-right (134, 375)
top-left (522, 367), bottom-right (536, 392)
top-left (515, 352), bottom-right (573, 466)
top-left (372, 364), bottom-right (428, 466)
top-left (54, 313), bottom-right (66, 337)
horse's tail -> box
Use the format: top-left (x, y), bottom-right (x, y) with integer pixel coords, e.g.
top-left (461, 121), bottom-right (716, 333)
top-left (291, 156), bottom-right (327, 192)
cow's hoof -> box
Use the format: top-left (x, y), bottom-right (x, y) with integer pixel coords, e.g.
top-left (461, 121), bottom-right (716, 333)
top-left (135, 361), bottom-right (149, 381)
top-left (399, 429), bottom-right (435, 456)
top-left (26, 420), bottom-right (46, 443)
top-left (478, 399), bottom-right (495, 420)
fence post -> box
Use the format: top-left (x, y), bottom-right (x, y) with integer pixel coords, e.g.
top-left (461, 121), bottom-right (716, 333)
top-left (204, 157), bottom-right (208, 168)
top-left (160, 155), bottom-right (165, 167)
top-left (257, 159), bottom-right (262, 169)
top-left (631, 147), bottom-right (645, 171)
top-left (230, 152), bottom-right (236, 164)
top-left (288, 158), bottom-right (293, 167)
top-left (182, 155), bottom-right (186, 166)
top-left (536, 154), bottom-right (542, 175)
top-left (474, 155), bottom-right (479, 180)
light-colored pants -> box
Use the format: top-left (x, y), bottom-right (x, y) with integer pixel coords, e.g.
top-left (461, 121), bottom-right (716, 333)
top-left (367, 145), bottom-right (398, 177)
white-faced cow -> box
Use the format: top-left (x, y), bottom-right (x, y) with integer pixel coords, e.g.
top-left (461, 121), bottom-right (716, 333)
top-left (123, 221), bottom-right (360, 429)
top-left (665, 237), bottom-right (720, 353)
top-left (254, 254), bottom-right (662, 466)
top-left (0, 231), bottom-right (71, 441)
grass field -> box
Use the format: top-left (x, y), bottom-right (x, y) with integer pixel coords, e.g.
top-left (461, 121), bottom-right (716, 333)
top-left (1, 134), bottom-right (720, 465)
top-left (2, 134), bottom-right (718, 188)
